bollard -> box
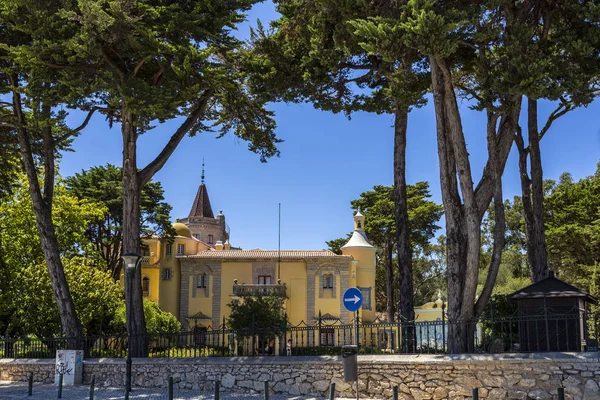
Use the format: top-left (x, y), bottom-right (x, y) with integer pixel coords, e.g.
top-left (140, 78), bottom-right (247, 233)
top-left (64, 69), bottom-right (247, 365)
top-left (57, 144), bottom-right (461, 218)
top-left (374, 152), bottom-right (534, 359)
top-left (392, 385), bottom-right (398, 400)
top-left (558, 388), bottom-right (565, 400)
top-left (27, 372), bottom-right (33, 397)
top-left (472, 388), bottom-right (478, 400)
top-left (215, 380), bottom-right (220, 400)
top-left (264, 380), bottom-right (269, 400)
top-left (57, 374), bottom-right (63, 399)
top-left (329, 382), bottom-right (335, 400)
top-left (89, 375), bottom-right (95, 400)
top-left (168, 377), bottom-right (174, 400)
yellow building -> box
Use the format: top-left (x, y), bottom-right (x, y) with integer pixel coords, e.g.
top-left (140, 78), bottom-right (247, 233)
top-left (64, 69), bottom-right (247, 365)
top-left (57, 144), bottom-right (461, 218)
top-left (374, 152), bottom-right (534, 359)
top-left (140, 178), bottom-right (377, 330)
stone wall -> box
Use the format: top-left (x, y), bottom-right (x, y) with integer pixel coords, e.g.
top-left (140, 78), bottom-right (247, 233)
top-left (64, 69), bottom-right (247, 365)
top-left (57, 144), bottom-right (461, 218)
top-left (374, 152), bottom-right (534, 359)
top-left (1, 353), bottom-right (599, 399)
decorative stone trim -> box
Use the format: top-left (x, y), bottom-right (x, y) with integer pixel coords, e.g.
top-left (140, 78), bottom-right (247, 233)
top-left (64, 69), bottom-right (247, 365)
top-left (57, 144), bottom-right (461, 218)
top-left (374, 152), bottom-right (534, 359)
top-left (306, 263), bottom-right (318, 324)
top-left (191, 264), bottom-right (212, 298)
top-left (357, 286), bottom-right (372, 311)
top-left (317, 265), bottom-right (339, 298)
top-left (210, 263), bottom-right (222, 328)
top-left (178, 265), bottom-right (191, 327)
top-left (252, 261), bottom-right (276, 283)
top-left (339, 272), bottom-right (349, 323)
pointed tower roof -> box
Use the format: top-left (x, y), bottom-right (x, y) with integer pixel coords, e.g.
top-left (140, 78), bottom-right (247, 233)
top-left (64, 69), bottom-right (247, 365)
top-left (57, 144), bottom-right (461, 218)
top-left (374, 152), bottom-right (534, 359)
top-left (189, 183), bottom-right (214, 218)
top-left (189, 160), bottom-right (215, 218)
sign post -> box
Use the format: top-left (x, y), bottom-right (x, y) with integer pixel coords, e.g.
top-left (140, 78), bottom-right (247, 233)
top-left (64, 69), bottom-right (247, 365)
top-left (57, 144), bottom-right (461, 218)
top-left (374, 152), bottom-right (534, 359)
top-left (343, 288), bottom-right (362, 400)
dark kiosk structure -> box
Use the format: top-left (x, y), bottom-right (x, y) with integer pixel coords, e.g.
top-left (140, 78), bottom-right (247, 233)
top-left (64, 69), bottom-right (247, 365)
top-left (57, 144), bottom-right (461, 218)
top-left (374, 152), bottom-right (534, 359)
top-left (508, 271), bottom-right (597, 352)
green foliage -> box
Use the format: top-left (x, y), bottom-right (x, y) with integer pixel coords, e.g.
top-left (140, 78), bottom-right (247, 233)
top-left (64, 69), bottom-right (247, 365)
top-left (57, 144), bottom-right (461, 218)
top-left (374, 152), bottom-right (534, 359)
top-left (0, 172), bottom-right (105, 266)
top-left (544, 166), bottom-right (600, 291)
top-left (482, 164), bottom-right (600, 298)
top-left (0, 172), bottom-right (117, 337)
top-left (17, 258), bottom-right (124, 337)
top-left (325, 237), bottom-right (350, 255)
top-left (2, 0), bottom-right (281, 161)
top-left (252, 0), bottom-right (428, 114)
top-left (65, 164), bottom-right (174, 279)
top-left (111, 299), bottom-right (180, 335)
top-left (227, 295), bottom-right (285, 334)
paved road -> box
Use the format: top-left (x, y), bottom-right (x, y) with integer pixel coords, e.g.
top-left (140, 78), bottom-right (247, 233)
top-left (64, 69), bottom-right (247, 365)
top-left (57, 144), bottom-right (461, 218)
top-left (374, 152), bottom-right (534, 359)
top-left (0, 381), bottom-right (352, 400)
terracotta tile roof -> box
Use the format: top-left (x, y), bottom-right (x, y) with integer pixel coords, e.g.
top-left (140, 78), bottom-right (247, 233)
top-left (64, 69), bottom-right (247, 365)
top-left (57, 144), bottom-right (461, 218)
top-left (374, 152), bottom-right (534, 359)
top-left (189, 183), bottom-right (214, 219)
top-left (180, 250), bottom-right (352, 260)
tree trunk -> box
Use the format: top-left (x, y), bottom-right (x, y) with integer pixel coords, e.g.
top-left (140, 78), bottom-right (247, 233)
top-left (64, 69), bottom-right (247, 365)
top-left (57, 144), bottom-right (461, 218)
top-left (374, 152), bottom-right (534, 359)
top-left (10, 89), bottom-right (84, 342)
top-left (430, 58), bottom-right (470, 353)
top-left (429, 57), bottom-right (518, 353)
top-left (385, 238), bottom-right (395, 322)
top-left (122, 111), bottom-right (148, 357)
top-left (393, 107), bottom-right (415, 350)
top-left (527, 98), bottom-right (549, 282)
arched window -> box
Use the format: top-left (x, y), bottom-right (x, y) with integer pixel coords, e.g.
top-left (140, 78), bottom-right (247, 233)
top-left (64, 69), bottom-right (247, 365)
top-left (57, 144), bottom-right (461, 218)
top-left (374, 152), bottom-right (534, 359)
top-left (319, 272), bottom-right (336, 298)
top-left (142, 277), bottom-right (150, 297)
top-left (197, 273), bottom-right (207, 289)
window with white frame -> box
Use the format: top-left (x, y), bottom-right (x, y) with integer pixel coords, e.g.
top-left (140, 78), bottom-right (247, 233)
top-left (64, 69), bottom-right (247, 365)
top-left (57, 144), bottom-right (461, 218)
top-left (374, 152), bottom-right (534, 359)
top-left (177, 244), bottom-right (184, 255)
top-left (166, 244), bottom-right (172, 256)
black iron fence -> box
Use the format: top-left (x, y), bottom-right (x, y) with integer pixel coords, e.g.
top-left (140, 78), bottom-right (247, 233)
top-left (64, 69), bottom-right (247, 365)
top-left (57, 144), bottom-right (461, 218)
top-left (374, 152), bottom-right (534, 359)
top-left (1, 310), bottom-right (597, 359)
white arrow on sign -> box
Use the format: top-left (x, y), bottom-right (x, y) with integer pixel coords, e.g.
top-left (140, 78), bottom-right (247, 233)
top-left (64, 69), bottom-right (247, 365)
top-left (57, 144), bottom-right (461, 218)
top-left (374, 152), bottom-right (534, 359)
top-left (344, 295), bottom-right (361, 304)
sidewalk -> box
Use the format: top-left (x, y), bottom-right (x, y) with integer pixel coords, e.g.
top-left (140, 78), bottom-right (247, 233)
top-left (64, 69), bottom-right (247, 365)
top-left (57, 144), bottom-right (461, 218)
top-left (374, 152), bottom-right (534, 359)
top-left (0, 381), bottom-right (342, 400)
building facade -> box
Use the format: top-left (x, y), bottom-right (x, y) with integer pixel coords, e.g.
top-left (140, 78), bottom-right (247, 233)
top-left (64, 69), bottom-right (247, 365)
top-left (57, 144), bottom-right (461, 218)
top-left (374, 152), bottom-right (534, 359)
top-left (139, 180), bottom-right (376, 330)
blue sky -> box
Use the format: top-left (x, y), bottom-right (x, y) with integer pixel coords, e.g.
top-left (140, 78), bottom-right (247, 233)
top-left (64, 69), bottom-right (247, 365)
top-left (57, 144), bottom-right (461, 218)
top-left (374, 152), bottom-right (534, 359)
top-left (59, 1), bottom-right (600, 251)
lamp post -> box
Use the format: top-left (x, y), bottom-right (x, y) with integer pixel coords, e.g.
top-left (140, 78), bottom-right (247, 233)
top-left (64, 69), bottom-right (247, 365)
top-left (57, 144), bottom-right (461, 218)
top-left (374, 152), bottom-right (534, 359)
top-left (122, 252), bottom-right (141, 398)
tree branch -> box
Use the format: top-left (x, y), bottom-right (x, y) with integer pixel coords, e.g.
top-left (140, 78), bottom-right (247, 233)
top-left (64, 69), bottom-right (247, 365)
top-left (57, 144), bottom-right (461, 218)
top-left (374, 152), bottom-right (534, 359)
top-left (539, 102), bottom-right (572, 139)
top-left (133, 56), bottom-right (151, 78)
top-left (101, 47), bottom-right (126, 82)
top-left (56, 106), bottom-right (109, 144)
top-left (138, 89), bottom-right (214, 186)
top-left (0, 122), bottom-right (18, 129)
top-left (339, 62), bottom-right (375, 70)
top-left (474, 99), bottom-right (521, 221)
top-left (475, 110), bottom-right (506, 317)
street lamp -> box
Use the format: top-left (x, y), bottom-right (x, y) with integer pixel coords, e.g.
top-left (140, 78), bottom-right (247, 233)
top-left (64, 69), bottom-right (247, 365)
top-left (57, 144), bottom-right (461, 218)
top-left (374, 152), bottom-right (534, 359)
top-left (122, 252), bottom-right (141, 398)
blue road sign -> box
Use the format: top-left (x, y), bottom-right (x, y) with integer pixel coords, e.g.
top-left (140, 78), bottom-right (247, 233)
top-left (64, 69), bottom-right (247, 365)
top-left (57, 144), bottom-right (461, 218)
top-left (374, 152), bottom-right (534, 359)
top-left (343, 287), bottom-right (362, 312)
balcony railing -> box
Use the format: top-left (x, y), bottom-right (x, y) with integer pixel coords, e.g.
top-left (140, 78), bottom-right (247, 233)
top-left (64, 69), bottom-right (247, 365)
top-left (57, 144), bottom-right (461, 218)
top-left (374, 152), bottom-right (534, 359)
top-left (140, 256), bottom-right (158, 265)
top-left (233, 283), bottom-right (287, 298)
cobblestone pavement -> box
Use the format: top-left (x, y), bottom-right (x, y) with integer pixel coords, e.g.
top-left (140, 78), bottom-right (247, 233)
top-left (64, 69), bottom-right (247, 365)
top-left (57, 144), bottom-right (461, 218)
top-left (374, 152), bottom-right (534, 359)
top-left (0, 382), bottom-right (357, 400)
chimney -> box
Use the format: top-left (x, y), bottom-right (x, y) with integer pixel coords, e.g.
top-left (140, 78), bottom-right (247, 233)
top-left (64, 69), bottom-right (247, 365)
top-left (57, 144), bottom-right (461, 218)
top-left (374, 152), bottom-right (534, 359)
top-left (224, 240), bottom-right (231, 250)
top-left (215, 240), bottom-right (224, 251)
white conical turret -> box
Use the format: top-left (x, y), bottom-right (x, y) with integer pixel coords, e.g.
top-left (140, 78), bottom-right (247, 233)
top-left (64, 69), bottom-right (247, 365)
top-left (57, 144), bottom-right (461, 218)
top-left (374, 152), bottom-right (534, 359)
top-left (341, 209), bottom-right (374, 250)
top-left (341, 209), bottom-right (376, 323)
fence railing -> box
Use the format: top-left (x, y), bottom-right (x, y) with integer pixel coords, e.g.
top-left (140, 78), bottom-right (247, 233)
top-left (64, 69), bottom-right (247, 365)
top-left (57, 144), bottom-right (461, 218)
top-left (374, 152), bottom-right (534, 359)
top-left (1, 311), bottom-right (597, 359)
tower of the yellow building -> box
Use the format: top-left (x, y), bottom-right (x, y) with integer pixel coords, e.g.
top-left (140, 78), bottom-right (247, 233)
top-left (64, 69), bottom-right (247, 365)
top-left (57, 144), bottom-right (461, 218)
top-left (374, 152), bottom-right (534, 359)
top-left (341, 210), bottom-right (377, 322)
